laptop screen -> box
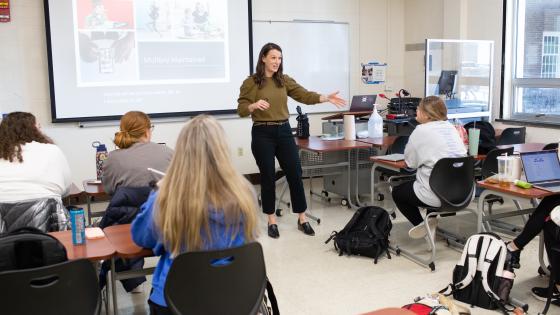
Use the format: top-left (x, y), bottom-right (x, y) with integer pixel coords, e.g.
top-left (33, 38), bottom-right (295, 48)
top-left (521, 151), bottom-right (560, 183)
top-left (350, 95), bottom-right (376, 112)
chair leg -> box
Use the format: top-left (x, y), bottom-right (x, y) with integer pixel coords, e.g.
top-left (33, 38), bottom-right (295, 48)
top-left (395, 211), bottom-right (438, 271)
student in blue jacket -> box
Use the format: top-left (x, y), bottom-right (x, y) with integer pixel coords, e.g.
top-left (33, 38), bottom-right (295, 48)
top-left (131, 115), bottom-right (259, 314)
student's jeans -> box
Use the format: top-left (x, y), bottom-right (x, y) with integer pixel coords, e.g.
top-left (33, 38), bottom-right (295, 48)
top-left (391, 180), bottom-right (430, 226)
top-left (251, 122), bottom-right (307, 215)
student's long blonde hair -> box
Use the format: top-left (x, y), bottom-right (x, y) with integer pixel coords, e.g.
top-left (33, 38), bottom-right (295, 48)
top-left (155, 115), bottom-right (258, 256)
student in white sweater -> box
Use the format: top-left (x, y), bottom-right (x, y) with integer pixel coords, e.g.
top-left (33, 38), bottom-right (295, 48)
top-left (0, 112), bottom-right (71, 203)
top-left (391, 96), bottom-right (467, 239)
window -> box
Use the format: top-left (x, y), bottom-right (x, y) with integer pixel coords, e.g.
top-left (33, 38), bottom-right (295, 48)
top-left (506, 0), bottom-right (560, 122)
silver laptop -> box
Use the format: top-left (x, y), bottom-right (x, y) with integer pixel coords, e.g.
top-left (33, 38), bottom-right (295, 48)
top-left (350, 95), bottom-right (376, 112)
top-left (520, 150), bottom-right (560, 192)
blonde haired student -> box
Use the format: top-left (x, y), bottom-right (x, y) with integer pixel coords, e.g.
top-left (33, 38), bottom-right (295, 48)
top-left (131, 115), bottom-right (259, 314)
top-left (391, 96), bottom-right (467, 239)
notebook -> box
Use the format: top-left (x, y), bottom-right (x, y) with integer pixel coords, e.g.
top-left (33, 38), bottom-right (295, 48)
top-left (349, 95), bottom-right (377, 112)
top-left (520, 150), bottom-right (560, 192)
top-left (375, 153), bottom-right (405, 162)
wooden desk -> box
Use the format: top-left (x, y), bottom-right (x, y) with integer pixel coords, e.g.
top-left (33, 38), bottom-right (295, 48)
top-left (497, 142), bottom-right (546, 153)
top-left (369, 157), bottom-right (409, 206)
top-left (82, 180), bottom-right (109, 225)
top-left (103, 224), bottom-right (154, 315)
top-left (63, 183), bottom-right (84, 206)
top-left (321, 110), bottom-right (372, 120)
top-left (295, 136), bottom-right (372, 210)
top-left (49, 230), bottom-right (115, 261)
top-left (357, 136), bottom-right (398, 148)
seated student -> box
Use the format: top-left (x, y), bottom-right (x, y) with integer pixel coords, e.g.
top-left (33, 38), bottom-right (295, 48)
top-left (132, 115), bottom-right (258, 314)
top-left (0, 112), bottom-right (71, 232)
top-left (391, 96), bottom-right (467, 239)
top-left (102, 111), bottom-right (173, 196)
top-left (506, 196), bottom-right (560, 306)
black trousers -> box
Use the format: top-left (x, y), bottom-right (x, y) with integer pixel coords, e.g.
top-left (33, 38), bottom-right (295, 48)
top-left (148, 299), bottom-right (172, 315)
top-left (391, 180), bottom-right (429, 226)
top-left (513, 195), bottom-right (560, 284)
top-left (251, 123), bottom-right (307, 215)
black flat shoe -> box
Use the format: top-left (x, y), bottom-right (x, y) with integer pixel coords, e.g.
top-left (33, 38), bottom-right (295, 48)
top-left (297, 220), bottom-right (315, 236)
top-left (268, 224), bottom-right (280, 238)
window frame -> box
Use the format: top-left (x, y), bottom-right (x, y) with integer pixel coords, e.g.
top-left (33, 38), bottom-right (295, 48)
top-left (503, 0), bottom-right (560, 124)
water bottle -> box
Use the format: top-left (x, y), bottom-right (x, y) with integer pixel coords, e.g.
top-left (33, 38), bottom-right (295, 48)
top-left (368, 104), bottom-right (383, 138)
top-left (69, 207), bottom-right (86, 245)
top-left (92, 141), bottom-right (108, 180)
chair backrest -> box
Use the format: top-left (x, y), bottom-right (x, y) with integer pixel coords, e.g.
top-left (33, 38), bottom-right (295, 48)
top-left (543, 142), bottom-right (559, 151)
top-left (164, 242), bottom-right (267, 315)
top-left (388, 136), bottom-right (409, 154)
top-left (480, 147), bottom-right (515, 179)
top-left (497, 127), bottom-right (526, 145)
top-left (0, 259), bottom-right (100, 315)
top-left (429, 156), bottom-right (475, 212)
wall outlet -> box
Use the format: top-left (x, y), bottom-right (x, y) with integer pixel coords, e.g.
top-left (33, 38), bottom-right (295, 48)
top-left (237, 147), bottom-right (244, 156)
top-left (384, 85), bottom-right (393, 92)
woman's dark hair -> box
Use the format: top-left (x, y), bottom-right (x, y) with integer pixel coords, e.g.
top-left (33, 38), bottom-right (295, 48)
top-left (0, 112), bottom-right (53, 163)
top-left (253, 42), bottom-right (284, 89)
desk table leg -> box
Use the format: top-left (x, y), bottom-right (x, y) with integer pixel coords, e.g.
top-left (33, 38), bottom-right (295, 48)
top-left (111, 257), bottom-right (118, 315)
top-left (347, 150), bottom-right (358, 209)
top-left (87, 195), bottom-right (93, 226)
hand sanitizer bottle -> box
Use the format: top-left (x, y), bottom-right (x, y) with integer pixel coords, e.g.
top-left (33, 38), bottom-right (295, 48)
top-left (368, 104), bottom-right (383, 138)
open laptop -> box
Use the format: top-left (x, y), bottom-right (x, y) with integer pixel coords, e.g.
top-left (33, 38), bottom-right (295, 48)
top-left (350, 95), bottom-right (376, 112)
top-left (520, 150), bottom-right (560, 192)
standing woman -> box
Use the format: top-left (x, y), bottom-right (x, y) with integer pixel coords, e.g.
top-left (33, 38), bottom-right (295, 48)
top-left (237, 42), bottom-right (346, 238)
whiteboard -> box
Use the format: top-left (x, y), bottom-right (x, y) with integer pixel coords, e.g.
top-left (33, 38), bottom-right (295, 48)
top-left (252, 20), bottom-right (350, 114)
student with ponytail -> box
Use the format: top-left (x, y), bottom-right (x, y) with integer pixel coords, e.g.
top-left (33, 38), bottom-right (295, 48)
top-left (102, 111), bottom-right (173, 195)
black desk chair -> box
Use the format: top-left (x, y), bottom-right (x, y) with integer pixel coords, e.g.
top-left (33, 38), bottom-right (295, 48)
top-left (0, 259), bottom-right (101, 315)
top-left (395, 156), bottom-right (475, 271)
top-left (542, 143), bottom-right (559, 151)
top-left (477, 147), bottom-right (527, 233)
top-left (164, 242), bottom-right (270, 315)
top-left (497, 127), bottom-right (526, 145)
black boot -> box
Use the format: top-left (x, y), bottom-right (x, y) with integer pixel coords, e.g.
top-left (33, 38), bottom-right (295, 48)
top-left (268, 224), bottom-right (280, 238)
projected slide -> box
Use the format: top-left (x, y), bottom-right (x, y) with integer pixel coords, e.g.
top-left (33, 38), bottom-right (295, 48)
top-left (46, 0), bottom-right (250, 121)
top-left (74, 0), bottom-right (228, 85)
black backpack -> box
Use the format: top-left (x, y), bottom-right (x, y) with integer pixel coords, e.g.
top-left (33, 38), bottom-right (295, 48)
top-left (0, 227), bottom-right (67, 272)
top-left (440, 233), bottom-right (520, 314)
top-left (325, 206), bottom-right (392, 264)
top-left (464, 121), bottom-right (496, 154)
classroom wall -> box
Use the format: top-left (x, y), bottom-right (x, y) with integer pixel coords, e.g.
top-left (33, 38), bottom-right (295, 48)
top-left (0, 0), bottom-right (405, 184)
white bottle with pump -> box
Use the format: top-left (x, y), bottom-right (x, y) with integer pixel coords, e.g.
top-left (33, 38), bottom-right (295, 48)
top-left (368, 104), bottom-right (383, 138)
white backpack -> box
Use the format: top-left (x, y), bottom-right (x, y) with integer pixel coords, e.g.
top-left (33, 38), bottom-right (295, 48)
top-left (440, 233), bottom-right (515, 314)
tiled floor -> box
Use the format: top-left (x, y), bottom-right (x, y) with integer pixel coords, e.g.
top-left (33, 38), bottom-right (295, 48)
top-left (98, 183), bottom-right (556, 315)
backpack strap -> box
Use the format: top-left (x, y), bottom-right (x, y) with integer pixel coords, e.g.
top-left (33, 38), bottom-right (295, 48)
top-left (480, 237), bottom-right (508, 302)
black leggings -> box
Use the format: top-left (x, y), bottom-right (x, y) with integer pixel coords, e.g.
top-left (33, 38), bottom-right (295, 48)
top-left (391, 180), bottom-right (430, 226)
top-left (251, 123), bottom-right (307, 215)
top-left (513, 195), bottom-right (560, 248)
top-left (513, 194), bottom-right (560, 284)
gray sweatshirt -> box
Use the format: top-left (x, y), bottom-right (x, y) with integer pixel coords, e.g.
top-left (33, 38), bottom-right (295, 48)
top-left (404, 120), bottom-right (467, 207)
top-left (102, 142), bottom-right (174, 195)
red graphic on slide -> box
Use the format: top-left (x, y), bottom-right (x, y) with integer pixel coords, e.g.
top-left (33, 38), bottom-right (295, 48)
top-left (76, 0), bottom-right (134, 30)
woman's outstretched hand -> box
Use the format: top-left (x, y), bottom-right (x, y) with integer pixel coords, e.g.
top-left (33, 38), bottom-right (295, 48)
top-left (321, 91), bottom-right (346, 109)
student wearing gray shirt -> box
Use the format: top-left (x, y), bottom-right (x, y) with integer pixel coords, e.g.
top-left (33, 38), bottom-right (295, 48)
top-left (102, 111), bottom-right (173, 196)
top-left (391, 96), bottom-right (466, 239)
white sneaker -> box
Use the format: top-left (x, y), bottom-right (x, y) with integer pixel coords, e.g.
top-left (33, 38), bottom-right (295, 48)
top-left (130, 283), bottom-right (144, 294)
top-left (408, 217), bottom-right (438, 239)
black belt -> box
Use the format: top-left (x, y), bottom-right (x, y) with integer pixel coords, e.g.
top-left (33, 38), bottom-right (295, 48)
top-left (253, 120), bottom-right (289, 126)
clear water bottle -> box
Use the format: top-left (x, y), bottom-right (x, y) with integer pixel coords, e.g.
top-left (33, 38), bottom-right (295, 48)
top-left (368, 104), bottom-right (383, 138)
top-left (92, 141), bottom-right (108, 180)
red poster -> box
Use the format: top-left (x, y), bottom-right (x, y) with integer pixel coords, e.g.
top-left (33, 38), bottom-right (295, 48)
top-left (0, 0), bottom-right (10, 23)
